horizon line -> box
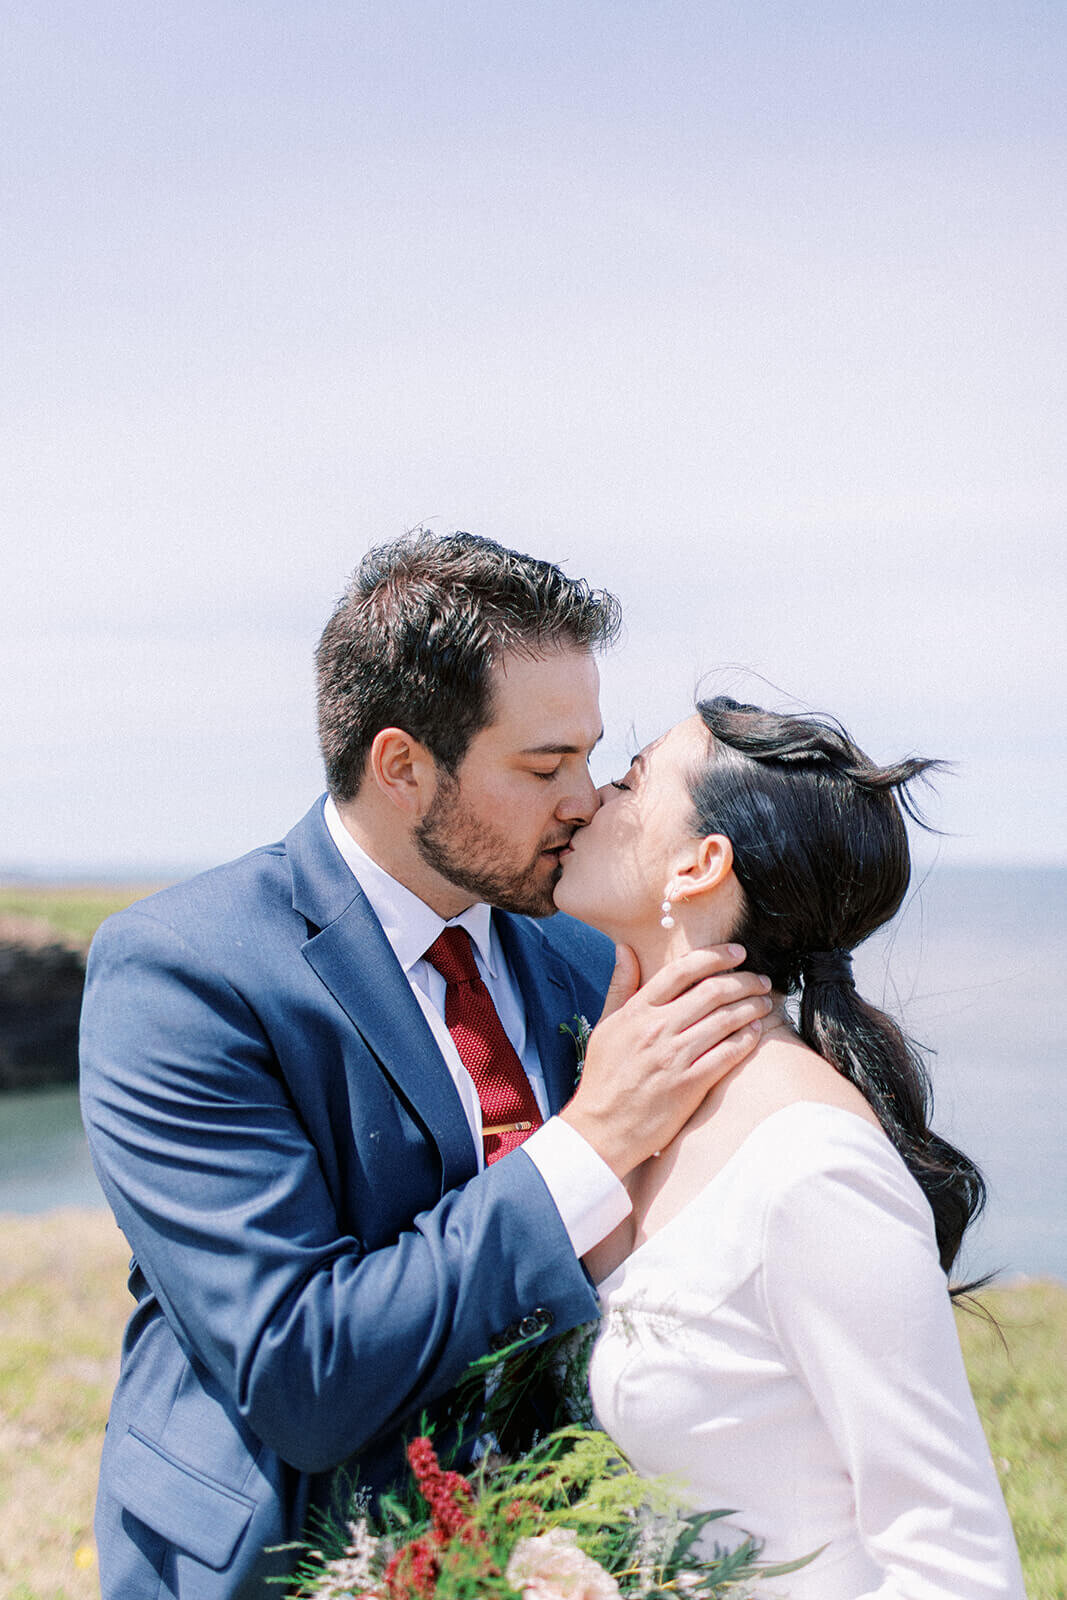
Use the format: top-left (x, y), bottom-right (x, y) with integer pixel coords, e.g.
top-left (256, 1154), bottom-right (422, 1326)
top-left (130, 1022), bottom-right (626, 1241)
top-left (3, 857), bottom-right (1066, 888)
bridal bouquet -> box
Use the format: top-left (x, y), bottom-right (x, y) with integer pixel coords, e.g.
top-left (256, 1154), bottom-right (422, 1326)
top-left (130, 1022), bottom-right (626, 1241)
top-left (285, 1332), bottom-right (811, 1600)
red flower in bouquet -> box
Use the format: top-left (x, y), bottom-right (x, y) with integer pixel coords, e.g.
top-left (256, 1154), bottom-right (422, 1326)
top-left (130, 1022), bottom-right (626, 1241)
top-left (382, 1437), bottom-right (499, 1599)
top-left (407, 1436), bottom-right (476, 1541)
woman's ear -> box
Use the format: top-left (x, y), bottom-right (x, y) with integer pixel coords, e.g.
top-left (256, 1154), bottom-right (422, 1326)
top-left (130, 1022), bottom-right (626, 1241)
top-left (367, 727), bottom-right (439, 817)
top-left (671, 833), bottom-right (735, 901)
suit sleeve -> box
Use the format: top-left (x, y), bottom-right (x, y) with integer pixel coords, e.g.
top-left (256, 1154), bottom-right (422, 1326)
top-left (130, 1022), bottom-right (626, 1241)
top-left (761, 1148), bottom-right (1027, 1599)
top-left (79, 908), bottom-right (600, 1474)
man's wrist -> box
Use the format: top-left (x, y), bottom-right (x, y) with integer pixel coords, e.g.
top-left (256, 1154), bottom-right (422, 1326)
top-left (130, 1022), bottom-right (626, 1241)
top-left (521, 1117), bottom-right (632, 1259)
top-left (556, 1103), bottom-right (633, 1182)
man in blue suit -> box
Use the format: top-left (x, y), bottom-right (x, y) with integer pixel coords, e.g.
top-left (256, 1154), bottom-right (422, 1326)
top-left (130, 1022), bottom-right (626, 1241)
top-left (79, 532), bottom-right (770, 1598)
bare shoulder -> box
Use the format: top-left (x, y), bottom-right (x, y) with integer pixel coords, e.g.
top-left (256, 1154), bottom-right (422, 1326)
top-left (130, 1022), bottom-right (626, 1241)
top-left (627, 1029), bottom-right (880, 1249)
top-left (747, 1033), bottom-right (882, 1128)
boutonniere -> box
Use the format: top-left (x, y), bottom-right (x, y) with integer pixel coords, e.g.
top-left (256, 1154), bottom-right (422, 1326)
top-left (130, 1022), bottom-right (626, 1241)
top-left (559, 1013), bottom-right (592, 1080)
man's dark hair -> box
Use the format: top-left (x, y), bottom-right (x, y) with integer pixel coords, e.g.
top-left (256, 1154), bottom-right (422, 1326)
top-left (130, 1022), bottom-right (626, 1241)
top-left (316, 530), bottom-right (622, 801)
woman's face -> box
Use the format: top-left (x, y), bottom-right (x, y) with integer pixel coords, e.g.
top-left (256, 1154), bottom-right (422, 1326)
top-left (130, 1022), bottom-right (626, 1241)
top-left (553, 714), bottom-right (712, 940)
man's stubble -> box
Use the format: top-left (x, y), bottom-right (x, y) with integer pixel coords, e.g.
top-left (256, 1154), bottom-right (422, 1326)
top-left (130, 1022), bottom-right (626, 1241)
top-left (414, 772), bottom-right (565, 918)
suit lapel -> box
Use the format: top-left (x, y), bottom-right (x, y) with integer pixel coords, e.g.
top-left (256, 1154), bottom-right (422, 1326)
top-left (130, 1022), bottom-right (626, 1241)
top-left (283, 801), bottom-right (588, 1175)
top-left (286, 801), bottom-right (478, 1189)
top-left (496, 914), bottom-right (584, 1114)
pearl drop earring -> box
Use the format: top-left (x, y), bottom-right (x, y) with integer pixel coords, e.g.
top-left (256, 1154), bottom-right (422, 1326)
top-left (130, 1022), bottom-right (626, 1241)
top-left (660, 892), bottom-right (675, 930)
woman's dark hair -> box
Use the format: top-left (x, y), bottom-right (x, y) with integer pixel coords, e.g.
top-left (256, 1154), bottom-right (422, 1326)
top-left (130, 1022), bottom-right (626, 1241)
top-left (691, 695), bottom-right (985, 1283)
top-left (316, 530), bottom-right (621, 800)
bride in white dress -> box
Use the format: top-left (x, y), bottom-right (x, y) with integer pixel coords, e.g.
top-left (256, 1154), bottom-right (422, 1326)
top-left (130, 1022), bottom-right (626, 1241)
top-left (554, 697), bottom-right (1027, 1600)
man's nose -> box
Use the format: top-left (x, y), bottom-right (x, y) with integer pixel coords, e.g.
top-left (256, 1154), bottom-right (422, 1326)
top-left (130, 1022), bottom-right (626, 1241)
top-left (559, 769), bottom-right (601, 824)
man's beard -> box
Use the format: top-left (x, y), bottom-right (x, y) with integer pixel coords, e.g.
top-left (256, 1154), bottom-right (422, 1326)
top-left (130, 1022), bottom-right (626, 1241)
top-left (415, 774), bottom-right (569, 917)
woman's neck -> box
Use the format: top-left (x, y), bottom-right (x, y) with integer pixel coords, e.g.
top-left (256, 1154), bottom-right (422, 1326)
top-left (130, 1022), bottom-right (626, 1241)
top-left (624, 921), bottom-right (721, 984)
top-left (625, 919), bottom-right (771, 1000)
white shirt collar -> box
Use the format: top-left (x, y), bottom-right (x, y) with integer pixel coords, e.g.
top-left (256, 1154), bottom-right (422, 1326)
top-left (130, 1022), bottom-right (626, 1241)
top-left (323, 796), bottom-right (497, 976)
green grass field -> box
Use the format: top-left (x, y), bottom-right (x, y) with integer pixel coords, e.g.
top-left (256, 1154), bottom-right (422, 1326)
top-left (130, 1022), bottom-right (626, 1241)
top-left (958, 1281), bottom-right (1067, 1598)
top-left (0, 1214), bottom-right (1062, 1600)
top-left (0, 885), bottom-right (163, 948)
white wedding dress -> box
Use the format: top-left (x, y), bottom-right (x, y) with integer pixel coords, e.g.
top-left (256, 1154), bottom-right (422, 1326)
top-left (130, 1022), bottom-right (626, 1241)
top-left (588, 1102), bottom-right (1027, 1599)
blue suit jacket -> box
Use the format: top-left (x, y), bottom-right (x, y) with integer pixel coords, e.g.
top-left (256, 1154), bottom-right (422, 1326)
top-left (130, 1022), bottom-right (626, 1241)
top-left (79, 798), bottom-right (614, 1599)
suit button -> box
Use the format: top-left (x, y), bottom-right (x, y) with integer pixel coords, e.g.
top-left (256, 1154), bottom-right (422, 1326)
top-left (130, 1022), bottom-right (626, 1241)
top-left (489, 1327), bottom-right (516, 1352)
top-left (516, 1308), bottom-right (554, 1340)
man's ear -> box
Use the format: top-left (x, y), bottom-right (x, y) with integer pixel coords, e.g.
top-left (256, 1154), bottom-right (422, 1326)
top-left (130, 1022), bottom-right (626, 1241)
top-left (367, 728), bottom-right (440, 818)
top-left (671, 833), bottom-right (735, 901)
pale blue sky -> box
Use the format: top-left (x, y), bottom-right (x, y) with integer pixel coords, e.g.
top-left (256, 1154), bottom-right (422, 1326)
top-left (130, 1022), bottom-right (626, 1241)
top-left (3, 2), bottom-right (1064, 873)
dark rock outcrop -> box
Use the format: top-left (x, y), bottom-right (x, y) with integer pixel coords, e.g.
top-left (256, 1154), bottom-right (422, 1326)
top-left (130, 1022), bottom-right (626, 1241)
top-left (0, 924), bottom-right (86, 1090)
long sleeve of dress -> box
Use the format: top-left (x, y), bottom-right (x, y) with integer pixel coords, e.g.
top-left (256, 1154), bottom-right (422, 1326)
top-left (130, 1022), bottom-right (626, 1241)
top-left (761, 1133), bottom-right (1027, 1600)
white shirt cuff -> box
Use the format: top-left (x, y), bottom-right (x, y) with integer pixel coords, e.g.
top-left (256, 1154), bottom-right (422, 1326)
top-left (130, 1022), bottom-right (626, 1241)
top-left (521, 1116), bottom-right (632, 1260)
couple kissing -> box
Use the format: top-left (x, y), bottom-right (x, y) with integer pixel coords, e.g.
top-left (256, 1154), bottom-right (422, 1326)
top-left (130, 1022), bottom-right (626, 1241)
top-left (80, 530), bottom-right (1025, 1599)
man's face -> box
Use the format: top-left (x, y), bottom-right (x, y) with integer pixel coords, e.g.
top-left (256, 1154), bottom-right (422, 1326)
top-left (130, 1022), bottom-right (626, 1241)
top-left (415, 646), bottom-right (603, 916)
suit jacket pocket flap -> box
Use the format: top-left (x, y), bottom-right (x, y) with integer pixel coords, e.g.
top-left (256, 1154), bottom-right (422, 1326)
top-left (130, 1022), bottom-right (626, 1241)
top-left (112, 1426), bottom-right (256, 1570)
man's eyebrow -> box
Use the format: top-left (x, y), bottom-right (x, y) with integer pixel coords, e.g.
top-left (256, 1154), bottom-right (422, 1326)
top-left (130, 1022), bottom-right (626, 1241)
top-left (520, 729), bottom-right (605, 756)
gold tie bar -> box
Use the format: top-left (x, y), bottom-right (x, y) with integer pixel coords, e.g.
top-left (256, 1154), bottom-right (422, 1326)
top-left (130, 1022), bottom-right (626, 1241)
top-left (482, 1120), bottom-right (535, 1136)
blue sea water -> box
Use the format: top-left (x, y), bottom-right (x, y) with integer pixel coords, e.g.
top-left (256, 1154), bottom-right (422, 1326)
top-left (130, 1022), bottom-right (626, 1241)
top-left (1, 866), bottom-right (1063, 1281)
top-left (0, 1083), bottom-right (102, 1212)
top-left (852, 865), bottom-right (1065, 1285)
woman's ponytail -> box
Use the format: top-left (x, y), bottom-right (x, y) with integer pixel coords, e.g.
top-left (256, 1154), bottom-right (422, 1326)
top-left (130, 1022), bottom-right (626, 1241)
top-left (691, 696), bottom-right (986, 1283)
top-left (798, 972), bottom-right (985, 1276)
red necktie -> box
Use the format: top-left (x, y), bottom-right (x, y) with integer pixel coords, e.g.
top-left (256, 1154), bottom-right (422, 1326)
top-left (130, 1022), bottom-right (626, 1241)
top-left (423, 926), bottom-right (543, 1164)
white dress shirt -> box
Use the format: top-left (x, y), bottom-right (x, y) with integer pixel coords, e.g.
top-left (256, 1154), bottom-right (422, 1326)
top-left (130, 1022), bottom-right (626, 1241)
top-left (323, 798), bottom-right (629, 1258)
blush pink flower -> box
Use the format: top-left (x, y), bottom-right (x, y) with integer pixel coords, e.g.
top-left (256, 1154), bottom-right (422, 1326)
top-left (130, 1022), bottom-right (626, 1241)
top-left (505, 1527), bottom-right (621, 1600)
